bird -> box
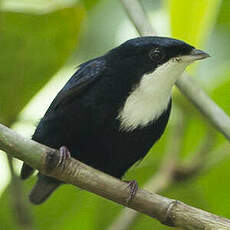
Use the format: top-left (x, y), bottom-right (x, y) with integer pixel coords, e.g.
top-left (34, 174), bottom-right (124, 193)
top-left (20, 36), bottom-right (209, 204)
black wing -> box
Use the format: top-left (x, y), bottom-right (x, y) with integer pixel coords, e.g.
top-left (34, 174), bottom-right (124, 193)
top-left (50, 58), bottom-right (106, 110)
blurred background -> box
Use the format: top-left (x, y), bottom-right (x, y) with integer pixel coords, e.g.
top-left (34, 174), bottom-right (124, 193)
top-left (0, 0), bottom-right (230, 229)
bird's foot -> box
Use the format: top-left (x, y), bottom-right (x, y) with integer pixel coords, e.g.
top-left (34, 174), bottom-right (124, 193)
top-left (57, 146), bottom-right (71, 170)
top-left (125, 180), bottom-right (138, 204)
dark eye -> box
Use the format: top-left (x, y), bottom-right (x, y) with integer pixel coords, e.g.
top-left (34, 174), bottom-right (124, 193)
top-left (149, 48), bottom-right (165, 62)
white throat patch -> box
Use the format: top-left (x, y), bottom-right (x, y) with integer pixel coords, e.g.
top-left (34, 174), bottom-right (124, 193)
top-left (118, 57), bottom-right (190, 131)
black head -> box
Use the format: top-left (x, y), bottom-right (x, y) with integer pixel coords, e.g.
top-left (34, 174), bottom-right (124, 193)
top-left (106, 36), bottom-right (209, 75)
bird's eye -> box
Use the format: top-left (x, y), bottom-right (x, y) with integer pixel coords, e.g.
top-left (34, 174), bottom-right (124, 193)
top-left (149, 48), bottom-right (165, 62)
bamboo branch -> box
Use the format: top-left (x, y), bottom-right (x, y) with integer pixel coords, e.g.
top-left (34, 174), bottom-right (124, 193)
top-left (1, 124), bottom-right (230, 229)
top-left (119, 0), bottom-right (230, 140)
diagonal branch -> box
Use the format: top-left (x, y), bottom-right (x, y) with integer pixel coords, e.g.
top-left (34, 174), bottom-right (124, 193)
top-left (1, 123), bottom-right (230, 229)
top-left (120, 0), bottom-right (230, 140)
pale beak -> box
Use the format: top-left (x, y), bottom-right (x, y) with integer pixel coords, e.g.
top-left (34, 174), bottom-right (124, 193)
top-left (189, 49), bottom-right (210, 61)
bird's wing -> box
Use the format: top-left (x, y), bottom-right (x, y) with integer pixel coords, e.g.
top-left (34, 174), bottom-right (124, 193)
top-left (50, 58), bottom-right (106, 110)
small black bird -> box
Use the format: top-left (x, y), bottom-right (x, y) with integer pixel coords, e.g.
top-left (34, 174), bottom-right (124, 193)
top-left (20, 36), bottom-right (209, 204)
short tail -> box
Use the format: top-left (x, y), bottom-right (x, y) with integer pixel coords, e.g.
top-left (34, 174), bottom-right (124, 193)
top-left (29, 175), bottom-right (60, 205)
top-left (20, 163), bottom-right (35, 180)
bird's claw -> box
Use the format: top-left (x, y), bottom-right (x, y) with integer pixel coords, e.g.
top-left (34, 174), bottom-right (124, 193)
top-left (57, 146), bottom-right (71, 170)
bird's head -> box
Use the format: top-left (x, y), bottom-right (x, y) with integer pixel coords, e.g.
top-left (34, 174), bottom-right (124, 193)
top-left (107, 36), bottom-right (209, 79)
top-left (109, 37), bottom-right (210, 130)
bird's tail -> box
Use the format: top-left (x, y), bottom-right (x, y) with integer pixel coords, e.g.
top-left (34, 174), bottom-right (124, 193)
top-left (29, 175), bottom-right (61, 205)
top-left (20, 163), bottom-right (35, 180)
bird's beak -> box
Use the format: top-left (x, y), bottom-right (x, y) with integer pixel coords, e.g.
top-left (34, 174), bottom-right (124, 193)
top-left (188, 49), bottom-right (210, 61)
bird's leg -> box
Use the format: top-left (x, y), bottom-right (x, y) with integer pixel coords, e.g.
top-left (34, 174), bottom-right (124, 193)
top-left (124, 180), bottom-right (138, 204)
top-left (57, 146), bottom-right (71, 170)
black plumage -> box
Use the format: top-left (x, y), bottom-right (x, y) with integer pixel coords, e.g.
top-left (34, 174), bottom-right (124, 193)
top-left (20, 36), bottom-right (208, 204)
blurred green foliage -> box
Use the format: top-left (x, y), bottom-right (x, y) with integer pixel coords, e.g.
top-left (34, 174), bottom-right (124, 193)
top-left (168, 0), bottom-right (222, 47)
top-left (0, 3), bottom-right (85, 125)
top-left (0, 0), bottom-right (230, 230)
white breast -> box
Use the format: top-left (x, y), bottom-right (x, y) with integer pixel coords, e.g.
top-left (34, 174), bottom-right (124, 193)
top-left (118, 58), bottom-right (189, 131)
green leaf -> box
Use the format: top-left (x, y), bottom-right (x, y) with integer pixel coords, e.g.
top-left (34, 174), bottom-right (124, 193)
top-left (217, 0), bottom-right (230, 26)
top-left (0, 5), bottom-right (85, 125)
top-left (80, 0), bottom-right (103, 9)
top-left (167, 0), bottom-right (222, 47)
